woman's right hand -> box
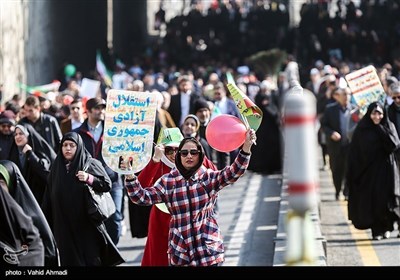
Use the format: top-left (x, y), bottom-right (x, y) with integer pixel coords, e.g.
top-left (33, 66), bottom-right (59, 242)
top-left (22, 144), bottom-right (32, 154)
top-left (119, 156), bottom-right (127, 170)
top-left (152, 144), bottom-right (164, 162)
top-left (119, 156), bottom-right (136, 180)
top-left (76, 170), bottom-right (89, 182)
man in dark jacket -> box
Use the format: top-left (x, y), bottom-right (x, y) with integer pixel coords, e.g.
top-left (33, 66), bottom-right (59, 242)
top-left (387, 82), bottom-right (400, 136)
top-left (321, 87), bottom-right (358, 200)
top-left (19, 96), bottom-right (62, 152)
top-left (386, 82), bottom-right (400, 238)
top-left (167, 75), bottom-right (200, 127)
top-left (60, 98), bottom-right (85, 135)
top-left (0, 110), bottom-right (16, 160)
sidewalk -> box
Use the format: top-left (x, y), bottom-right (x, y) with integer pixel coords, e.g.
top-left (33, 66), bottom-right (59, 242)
top-left (319, 166), bottom-right (400, 266)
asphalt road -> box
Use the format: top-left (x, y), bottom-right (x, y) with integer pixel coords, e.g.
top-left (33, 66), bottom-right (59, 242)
top-left (116, 171), bottom-right (282, 267)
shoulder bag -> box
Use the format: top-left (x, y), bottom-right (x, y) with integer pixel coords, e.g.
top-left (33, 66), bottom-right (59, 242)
top-left (84, 159), bottom-right (116, 224)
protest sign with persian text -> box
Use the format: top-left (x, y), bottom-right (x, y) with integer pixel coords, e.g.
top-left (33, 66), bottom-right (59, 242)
top-left (345, 65), bottom-right (385, 115)
top-left (102, 90), bottom-right (157, 174)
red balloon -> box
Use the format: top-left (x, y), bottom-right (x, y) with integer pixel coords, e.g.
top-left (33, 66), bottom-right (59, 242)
top-left (206, 114), bottom-right (247, 152)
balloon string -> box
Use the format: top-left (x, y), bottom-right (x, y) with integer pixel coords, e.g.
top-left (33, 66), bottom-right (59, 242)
top-left (241, 116), bottom-right (257, 146)
top-left (241, 115), bottom-right (250, 129)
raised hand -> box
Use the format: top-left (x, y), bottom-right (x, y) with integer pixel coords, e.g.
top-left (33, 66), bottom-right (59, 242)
top-left (242, 129), bottom-right (256, 153)
top-left (152, 144), bottom-right (164, 162)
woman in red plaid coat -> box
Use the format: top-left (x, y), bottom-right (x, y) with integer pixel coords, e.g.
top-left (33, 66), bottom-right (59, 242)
top-left (139, 129), bottom-right (217, 266)
top-left (123, 129), bottom-right (255, 266)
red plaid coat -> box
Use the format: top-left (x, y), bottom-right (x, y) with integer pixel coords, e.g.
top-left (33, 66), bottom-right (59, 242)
top-left (125, 151), bottom-right (250, 266)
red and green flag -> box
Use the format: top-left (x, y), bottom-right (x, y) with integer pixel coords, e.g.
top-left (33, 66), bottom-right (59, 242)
top-left (96, 50), bottom-right (113, 87)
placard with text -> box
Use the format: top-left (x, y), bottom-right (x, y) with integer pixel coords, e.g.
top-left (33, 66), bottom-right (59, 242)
top-left (102, 90), bottom-right (157, 174)
top-left (345, 65), bottom-right (386, 115)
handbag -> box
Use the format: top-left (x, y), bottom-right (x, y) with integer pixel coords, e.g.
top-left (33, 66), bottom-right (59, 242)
top-left (86, 185), bottom-right (116, 224)
top-left (84, 159), bottom-right (116, 224)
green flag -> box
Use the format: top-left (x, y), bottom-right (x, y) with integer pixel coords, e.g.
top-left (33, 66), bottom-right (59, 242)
top-left (226, 78), bottom-right (263, 131)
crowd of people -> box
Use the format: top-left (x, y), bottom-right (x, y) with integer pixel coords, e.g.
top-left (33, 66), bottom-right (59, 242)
top-left (0, 81), bottom-right (258, 266)
top-left (141, 0), bottom-right (400, 83)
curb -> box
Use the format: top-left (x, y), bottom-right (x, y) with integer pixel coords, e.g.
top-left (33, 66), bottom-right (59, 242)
top-left (273, 172), bottom-right (327, 266)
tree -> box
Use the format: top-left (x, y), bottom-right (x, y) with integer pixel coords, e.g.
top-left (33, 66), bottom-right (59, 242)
top-left (246, 48), bottom-right (287, 78)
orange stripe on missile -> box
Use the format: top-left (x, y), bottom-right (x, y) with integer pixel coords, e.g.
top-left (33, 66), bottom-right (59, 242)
top-left (288, 183), bottom-right (317, 194)
top-left (284, 115), bottom-right (315, 125)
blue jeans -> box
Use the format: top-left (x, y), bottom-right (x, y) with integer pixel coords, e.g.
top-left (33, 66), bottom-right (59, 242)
top-left (104, 177), bottom-right (123, 245)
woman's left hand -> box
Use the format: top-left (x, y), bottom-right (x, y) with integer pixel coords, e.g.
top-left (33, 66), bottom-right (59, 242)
top-left (242, 129), bottom-right (256, 153)
top-left (22, 144), bottom-right (32, 154)
top-left (76, 170), bottom-right (89, 182)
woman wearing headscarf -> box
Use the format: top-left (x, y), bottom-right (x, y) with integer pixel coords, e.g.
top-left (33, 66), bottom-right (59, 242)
top-left (8, 123), bottom-right (56, 205)
top-left (0, 182), bottom-right (44, 267)
top-left (122, 129), bottom-right (256, 266)
top-left (346, 102), bottom-right (400, 240)
top-left (139, 128), bottom-right (217, 266)
top-left (42, 132), bottom-right (124, 266)
top-left (248, 86), bottom-right (283, 175)
top-left (0, 160), bottom-right (59, 266)
top-left (181, 114), bottom-right (213, 162)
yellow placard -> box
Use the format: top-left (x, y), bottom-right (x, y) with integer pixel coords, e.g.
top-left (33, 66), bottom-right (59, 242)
top-left (345, 65), bottom-right (386, 115)
top-left (102, 90), bottom-right (157, 174)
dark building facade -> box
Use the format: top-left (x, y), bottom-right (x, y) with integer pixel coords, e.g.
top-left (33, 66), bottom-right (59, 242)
top-left (47, 0), bottom-right (147, 79)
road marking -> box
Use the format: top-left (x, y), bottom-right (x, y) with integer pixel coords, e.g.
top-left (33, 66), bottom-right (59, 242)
top-left (223, 174), bottom-right (262, 266)
top-left (339, 201), bottom-right (381, 266)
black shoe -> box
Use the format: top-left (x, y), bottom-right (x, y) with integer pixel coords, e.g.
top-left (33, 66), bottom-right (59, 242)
top-left (320, 165), bottom-right (328, 171)
top-left (335, 194), bottom-right (339, 201)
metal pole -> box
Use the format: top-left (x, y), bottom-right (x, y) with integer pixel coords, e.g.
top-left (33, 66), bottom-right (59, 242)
top-left (107, 0), bottom-right (113, 50)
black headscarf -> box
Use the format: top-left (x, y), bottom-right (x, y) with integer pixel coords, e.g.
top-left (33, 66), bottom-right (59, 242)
top-left (0, 186), bottom-right (44, 266)
top-left (42, 132), bottom-right (92, 234)
top-left (9, 122), bottom-right (56, 166)
top-left (358, 102), bottom-right (386, 129)
top-left (43, 132), bottom-right (123, 266)
top-left (54, 131), bottom-right (92, 176)
top-left (175, 137), bottom-right (205, 179)
top-left (346, 101), bottom-right (400, 228)
top-left (45, 131), bottom-right (95, 233)
top-left (0, 160), bottom-right (59, 266)
top-left (8, 123), bottom-right (57, 205)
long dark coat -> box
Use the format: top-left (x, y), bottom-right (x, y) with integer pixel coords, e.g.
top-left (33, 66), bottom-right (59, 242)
top-left (0, 160), bottom-right (59, 266)
top-left (8, 123), bottom-right (56, 205)
top-left (42, 132), bottom-right (124, 266)
top-left (346, 102), bottom-right (400, 230)
top-left (248, 91), bottom-right (282, 174)
top-left (0, 184), bottom-right (44, 266)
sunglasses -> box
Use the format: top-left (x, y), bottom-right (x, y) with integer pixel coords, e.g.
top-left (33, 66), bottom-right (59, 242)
top-left (165, 146), bottom-right (178, 155)
top-left (392, 96), bottom-right (400, 100)
top-left (71, 106), bottom-right (81, 110)
top-left (179, 149), bottom-right (200, 157)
